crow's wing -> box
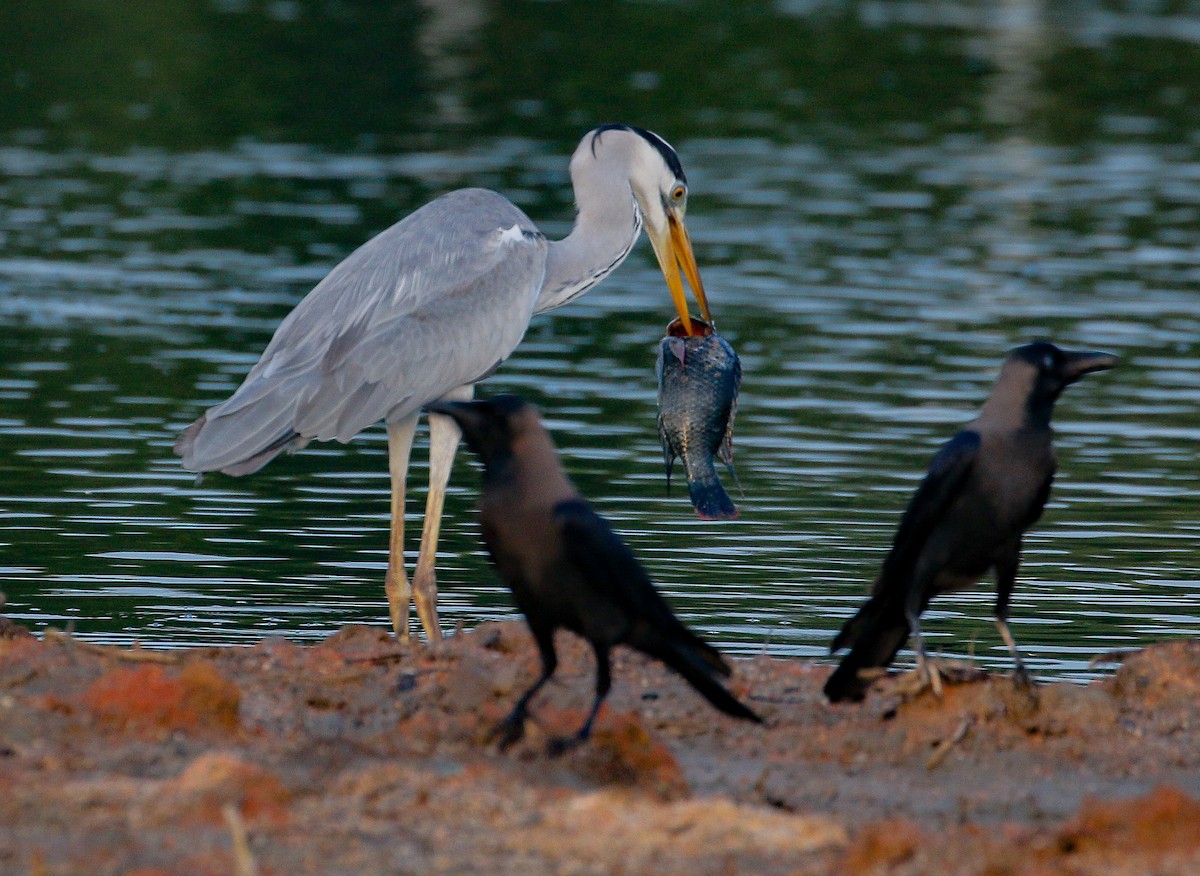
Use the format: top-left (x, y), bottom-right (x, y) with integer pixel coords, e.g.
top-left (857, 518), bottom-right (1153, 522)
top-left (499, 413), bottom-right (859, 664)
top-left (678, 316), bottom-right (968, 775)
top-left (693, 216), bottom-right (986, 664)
top-left (873, 429), bottom-right (981, 596)
top-left (553, 498), bottom-right (728, 674)
top-left (1024, 469), bottom-right (1056, 530)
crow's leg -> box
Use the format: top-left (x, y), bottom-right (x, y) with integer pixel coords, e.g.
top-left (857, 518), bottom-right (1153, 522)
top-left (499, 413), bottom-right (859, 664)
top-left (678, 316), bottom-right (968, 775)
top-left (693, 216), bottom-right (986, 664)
top-left (547, 642), bottom-right (612, 756)
top-left (492, 626), bottom-right (557, 751)
top-left (906, 609), bottom-right (943, 698)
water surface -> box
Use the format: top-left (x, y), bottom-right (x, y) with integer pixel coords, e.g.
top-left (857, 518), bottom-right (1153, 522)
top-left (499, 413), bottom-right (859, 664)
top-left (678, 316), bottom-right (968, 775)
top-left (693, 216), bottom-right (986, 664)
top-left (1, 1), bottom-right (1198, 680)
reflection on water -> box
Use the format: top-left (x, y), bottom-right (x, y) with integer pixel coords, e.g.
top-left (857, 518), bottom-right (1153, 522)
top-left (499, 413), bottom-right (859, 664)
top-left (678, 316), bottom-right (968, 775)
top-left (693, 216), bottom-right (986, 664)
top-left (1, 1), bottom-right (1198, 681)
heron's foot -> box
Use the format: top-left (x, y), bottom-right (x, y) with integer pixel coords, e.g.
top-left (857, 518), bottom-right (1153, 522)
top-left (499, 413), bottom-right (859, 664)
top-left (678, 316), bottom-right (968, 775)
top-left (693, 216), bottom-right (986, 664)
top-left (384, 570), bottom-right (412, 642)
top-left (888, 658), bottom-right (988, 702)
top-left (1002, 667), bottom-right (1041, 718)
top-left (488, 710), bottom-right (528, 752)
top-left (411, 567), bottom-right (442, 643)
top-left (891, 654), bottom-right (944, 701)
top-left (389, 608), bottom-right (412, 644)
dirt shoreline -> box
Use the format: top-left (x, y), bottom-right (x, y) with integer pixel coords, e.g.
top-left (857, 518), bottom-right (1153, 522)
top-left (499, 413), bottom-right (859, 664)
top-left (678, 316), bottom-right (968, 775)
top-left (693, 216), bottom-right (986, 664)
top-left (1, 611), bottom-right (1199, 875)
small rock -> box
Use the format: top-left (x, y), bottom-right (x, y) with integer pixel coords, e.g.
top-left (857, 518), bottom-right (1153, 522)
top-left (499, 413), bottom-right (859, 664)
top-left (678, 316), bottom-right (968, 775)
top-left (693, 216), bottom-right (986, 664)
top-left (142, 752), bottom-right (290, 826)
top-left (315, 624), bottom-right (398, 660)
top-left (82, 661), bottom-right (240, 737)
top-left (0, 591), bottom-right (30, 641)
top-left (841, 818), bottom-right (922, 873)
top-left (555, 708), bottom-right (689, 800)
top-left (1111, 640), bottom-right (1200, 706)
top-left (1008, 682), bottom-right (1118, 737)
top-left (1056, 785), bottom-right (1200, 856)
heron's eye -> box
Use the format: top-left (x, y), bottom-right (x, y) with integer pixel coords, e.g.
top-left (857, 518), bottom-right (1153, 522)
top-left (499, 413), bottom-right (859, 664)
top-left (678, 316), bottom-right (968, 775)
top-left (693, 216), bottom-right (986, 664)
top-left (671, 185), bottom-right (686, 202)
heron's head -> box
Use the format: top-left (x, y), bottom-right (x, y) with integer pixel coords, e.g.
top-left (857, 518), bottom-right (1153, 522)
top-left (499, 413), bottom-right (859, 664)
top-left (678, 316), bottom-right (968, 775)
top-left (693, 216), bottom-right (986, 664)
top-left (579, 125), bottom-right (711, 336)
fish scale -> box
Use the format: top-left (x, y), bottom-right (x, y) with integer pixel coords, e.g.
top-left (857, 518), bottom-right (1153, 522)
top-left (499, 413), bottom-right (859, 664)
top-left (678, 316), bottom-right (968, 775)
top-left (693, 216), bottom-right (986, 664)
top-left (655, 319), bottom-right (741, 520)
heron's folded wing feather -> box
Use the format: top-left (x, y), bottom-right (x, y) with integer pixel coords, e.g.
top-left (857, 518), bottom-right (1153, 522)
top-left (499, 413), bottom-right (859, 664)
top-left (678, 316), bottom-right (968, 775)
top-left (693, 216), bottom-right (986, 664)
top-left (182, 190), bottom-right (547, 470)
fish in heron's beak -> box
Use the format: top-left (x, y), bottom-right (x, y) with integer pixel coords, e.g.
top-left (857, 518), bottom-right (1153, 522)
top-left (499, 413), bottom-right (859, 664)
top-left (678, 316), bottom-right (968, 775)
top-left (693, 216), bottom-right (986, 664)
top-left (647, 208), bottom-right (712, 337)
top-left (655, 316), bottom-right (741, 520)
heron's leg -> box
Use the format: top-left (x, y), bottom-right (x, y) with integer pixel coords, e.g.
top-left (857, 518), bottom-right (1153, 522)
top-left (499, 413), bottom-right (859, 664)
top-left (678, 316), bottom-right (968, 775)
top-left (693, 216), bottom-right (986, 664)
top-left (412, 384), bottom-right (474, 642)
top-left (385, 414), bottom-right (419, 641)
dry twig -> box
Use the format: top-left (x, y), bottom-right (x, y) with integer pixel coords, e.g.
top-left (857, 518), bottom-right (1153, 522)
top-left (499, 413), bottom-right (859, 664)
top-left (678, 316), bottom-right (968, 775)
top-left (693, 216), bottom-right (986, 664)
top-left (926, 717), bottom-right (972, 771)
top-left (223, 803), bottom-right (259, 876)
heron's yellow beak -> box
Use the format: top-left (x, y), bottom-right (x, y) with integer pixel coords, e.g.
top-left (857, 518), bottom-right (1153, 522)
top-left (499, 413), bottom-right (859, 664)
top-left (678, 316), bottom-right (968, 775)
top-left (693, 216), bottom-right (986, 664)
top-left (648, 209), bottom-right (712, 337)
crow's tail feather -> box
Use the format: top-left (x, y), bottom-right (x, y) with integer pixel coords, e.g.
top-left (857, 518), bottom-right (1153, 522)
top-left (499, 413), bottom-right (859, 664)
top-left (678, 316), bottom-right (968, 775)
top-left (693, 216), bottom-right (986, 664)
top-left (824, 596), bottom-right (911, 703)
top-left (640, 633), bottom-right (762, 723)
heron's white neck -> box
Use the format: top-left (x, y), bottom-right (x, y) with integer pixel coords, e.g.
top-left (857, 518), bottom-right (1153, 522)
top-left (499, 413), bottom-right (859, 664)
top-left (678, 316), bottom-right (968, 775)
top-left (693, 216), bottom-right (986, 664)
top-left (534, 175), bottom-right (643, 314)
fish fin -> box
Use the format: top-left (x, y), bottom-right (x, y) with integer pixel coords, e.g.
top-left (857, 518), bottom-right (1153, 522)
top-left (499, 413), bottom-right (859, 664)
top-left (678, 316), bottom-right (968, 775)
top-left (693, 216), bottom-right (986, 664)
top-left (668, 336), bottom-right (687, 365)
top-left (722, 390), bottom-right (741, 495)
top-left (724, 456), bottom-right (744, 498)
top-left (658, 411), bottom-right (676, 497)
top-left (718, 435), bottom-right (743, 498)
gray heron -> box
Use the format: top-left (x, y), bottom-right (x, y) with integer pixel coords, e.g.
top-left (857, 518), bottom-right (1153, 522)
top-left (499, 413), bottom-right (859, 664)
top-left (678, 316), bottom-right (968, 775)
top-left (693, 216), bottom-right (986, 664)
top-left (175, 124), bottom-right (712, 642)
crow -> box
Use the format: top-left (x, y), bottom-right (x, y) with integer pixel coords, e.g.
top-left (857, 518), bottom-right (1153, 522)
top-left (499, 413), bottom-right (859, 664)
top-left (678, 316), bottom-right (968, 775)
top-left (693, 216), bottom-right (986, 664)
top-left (824, 342), bottom-right (1117, 703)
top-left (428, 395), bottom-right (762, 751)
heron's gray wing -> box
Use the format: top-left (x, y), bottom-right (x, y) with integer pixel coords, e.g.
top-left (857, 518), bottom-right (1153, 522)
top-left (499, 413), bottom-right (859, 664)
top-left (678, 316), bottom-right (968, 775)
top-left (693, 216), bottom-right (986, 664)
top-left (178, 189), bottom-right (547, 473)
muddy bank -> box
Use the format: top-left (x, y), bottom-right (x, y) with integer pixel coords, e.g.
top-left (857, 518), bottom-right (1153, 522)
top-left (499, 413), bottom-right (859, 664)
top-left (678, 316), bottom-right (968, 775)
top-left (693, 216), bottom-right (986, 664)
top-left (1, 612), bottom-right (1198, 875)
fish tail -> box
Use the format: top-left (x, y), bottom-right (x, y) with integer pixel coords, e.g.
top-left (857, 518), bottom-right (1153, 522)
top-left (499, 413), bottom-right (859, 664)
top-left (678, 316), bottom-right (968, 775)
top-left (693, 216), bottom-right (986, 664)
top-left (683, 454), bottom-right (737, 520)
top-left (687, 476), bottom-right (738, 520)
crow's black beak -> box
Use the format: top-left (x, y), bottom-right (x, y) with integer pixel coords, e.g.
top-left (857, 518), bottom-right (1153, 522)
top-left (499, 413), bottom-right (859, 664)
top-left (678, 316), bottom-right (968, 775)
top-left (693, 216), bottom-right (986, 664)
top-left (424, 399), bottom-right (476, 431)
top-left (1062, 350), bottom-right (1119, 383)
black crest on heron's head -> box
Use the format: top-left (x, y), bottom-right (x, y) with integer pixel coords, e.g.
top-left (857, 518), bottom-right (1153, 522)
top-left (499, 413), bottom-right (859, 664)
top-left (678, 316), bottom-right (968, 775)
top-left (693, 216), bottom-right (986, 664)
top-left (590, 124), bottom-right (686, 183)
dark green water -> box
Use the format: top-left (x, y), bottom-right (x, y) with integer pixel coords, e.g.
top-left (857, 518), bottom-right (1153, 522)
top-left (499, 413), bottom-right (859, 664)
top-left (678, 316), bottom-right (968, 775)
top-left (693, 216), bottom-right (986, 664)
top-left (1, 1), bottom-right (1198, 679)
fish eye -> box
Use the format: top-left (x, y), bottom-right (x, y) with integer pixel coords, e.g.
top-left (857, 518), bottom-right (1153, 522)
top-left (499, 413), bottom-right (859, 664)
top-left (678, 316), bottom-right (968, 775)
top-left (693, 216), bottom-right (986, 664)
top-left (1042, 353), bottom-right (1055, 370)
